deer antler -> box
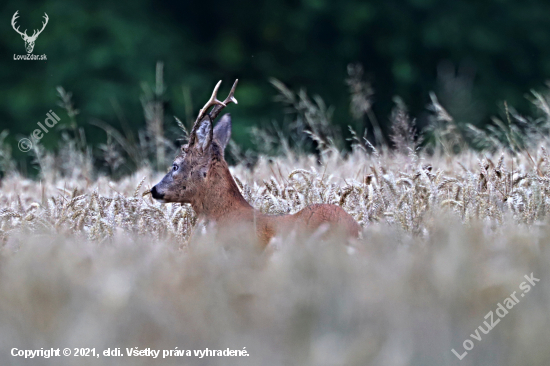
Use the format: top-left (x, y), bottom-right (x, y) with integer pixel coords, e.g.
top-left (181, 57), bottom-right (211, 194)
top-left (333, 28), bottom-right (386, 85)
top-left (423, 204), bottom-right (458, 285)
top-left (195, 80), bottom-right (226, 125)
top-left (29, 13), bottom-right (49, 39)
top-left (11, 11), bottom-right (28, 38)
top-left (209, 79), bottom-right (239, 121)
top-left (188, 79), bottom-right (239, 146)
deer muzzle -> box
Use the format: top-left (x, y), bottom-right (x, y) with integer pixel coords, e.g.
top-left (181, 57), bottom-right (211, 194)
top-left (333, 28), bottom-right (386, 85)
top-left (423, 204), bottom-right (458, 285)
top-left (151, 185), bottom-right (166, 202)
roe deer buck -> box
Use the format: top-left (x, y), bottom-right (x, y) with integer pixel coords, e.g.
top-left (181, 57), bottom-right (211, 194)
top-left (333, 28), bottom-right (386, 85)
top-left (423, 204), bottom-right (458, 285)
top-left (151, 80), bottom-right (361, 247)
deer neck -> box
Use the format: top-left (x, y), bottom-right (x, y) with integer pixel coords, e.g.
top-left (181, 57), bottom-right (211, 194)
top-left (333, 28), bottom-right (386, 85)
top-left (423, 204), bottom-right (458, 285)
top-left (191, 160), bottom-right (253, 221)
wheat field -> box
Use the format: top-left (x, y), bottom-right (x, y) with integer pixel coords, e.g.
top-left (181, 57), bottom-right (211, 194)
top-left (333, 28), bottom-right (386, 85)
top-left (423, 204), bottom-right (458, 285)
top-left (1, 145), bottom-right (550, 366)
top-left (2, 75), bottom-right (550, 365)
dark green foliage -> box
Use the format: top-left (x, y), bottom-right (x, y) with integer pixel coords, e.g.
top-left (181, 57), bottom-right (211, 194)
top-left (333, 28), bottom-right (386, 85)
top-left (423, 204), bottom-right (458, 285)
top-left (2, 0), bottom-right (550, 165)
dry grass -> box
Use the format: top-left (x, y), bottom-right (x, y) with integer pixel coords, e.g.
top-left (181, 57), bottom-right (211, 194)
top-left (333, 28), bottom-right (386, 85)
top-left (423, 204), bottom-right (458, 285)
top-left (1, 147), bottom-right (550, 365)
top-left (2, 69), bottom-right (550, 365)
top-left (3, 145), bottom-right (550, 243)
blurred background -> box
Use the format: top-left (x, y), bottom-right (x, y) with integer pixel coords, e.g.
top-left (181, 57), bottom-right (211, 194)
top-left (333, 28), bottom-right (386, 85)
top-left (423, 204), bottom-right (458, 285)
top-left (2, 0), bottom-right (550, 172)
top-left (2, 4), bottom-right (550, 364)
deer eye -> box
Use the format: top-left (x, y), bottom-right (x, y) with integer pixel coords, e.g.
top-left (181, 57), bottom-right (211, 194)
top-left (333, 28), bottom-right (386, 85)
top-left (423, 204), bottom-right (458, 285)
top-left (172, 164), bottom-right (179, 172)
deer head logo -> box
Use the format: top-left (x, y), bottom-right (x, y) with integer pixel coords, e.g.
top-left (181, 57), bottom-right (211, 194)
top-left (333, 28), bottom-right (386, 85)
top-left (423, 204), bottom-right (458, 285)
top-left (11, 11), bottom-right (49, 54)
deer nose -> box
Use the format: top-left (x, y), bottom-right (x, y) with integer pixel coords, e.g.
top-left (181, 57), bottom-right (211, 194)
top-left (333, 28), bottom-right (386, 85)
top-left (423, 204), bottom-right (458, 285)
top-left (151, 185), bottom-right (164, 200)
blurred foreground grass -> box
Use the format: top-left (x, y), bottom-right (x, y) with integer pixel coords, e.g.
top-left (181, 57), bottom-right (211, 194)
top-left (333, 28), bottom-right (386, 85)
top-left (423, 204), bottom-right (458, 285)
top-left (2, 68), bottom-right (550, 365)
top-left (0, 150), bottom-right (550, 365)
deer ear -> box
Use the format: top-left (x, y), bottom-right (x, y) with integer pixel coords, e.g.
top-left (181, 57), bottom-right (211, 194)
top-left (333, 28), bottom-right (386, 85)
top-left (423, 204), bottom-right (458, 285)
top-left (214, 113), bottom-right (232, 151)
top-left (195, 119), bottom-right (212, 152)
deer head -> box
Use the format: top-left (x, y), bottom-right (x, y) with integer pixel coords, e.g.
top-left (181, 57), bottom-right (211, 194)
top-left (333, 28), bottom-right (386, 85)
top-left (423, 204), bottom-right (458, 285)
top-left (151, 80), bottom-right (238, 206)
top-left (12, 11), bottom-right (49, 54)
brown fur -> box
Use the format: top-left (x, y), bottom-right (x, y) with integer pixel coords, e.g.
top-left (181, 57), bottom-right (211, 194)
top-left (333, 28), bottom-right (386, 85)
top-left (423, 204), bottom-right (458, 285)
top-left (199, 157), bottom-right (360, 246)
top-left (152, 111), bottom-right (361, 248)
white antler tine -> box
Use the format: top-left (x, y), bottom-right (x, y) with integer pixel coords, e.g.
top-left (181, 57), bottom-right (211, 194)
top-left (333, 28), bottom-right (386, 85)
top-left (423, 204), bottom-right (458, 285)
top-left (207, 80), bottom-right (226, 107)
top-left (33, 12), bottom-right (49, 38)
top-left (212, 80), bottom-right (222, 97)
top-left (11, 11), bottom-right (26, 36)
top-left (225, 79), bottom-right (239, 105)
top-left (207, 79), bottom-right (239, 121)
top-left (197, 80), bottom-right (226, 121)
